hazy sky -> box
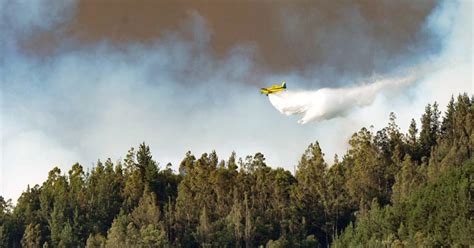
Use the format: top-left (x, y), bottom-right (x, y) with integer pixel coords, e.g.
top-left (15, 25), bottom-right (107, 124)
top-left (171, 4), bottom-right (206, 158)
top-left (1, 0), bottom-right (472, 202)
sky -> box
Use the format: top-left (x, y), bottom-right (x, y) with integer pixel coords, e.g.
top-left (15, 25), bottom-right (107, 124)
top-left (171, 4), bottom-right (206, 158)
top-left (1, 0), bottom-right (472, 203)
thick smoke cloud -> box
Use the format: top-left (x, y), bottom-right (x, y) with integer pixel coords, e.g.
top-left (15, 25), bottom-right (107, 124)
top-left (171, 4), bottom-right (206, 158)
top-left (22, 0), bottom-right (438, 86)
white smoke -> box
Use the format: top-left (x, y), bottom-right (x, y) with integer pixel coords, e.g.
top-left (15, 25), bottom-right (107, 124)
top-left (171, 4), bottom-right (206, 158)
top-left (268, 74), bottom-right (417, 124)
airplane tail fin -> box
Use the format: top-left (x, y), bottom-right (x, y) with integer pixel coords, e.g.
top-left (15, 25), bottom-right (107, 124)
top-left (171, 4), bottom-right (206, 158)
top-left (282, 82), bottom-right (287, 89)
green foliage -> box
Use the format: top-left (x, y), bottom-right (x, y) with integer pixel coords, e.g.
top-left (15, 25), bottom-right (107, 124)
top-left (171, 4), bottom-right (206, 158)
top-left (21, 223), bottom-right (41, 248)
top-left (346, 127), bottom-right (391, 204)
top-left (293, 142), bottom-right (328, 243)
top-left (0, 196), bottom-right (15, 247)
top-left (105, 214), bottom-right (127, 247)
top-left (333, 159), bottom-right (474, 247)
top-left (391, 155), bottom-right (423, 203)
top-left (1, 93), bottom-right (472, 247)
top-left (85, 233), bottom-right (106, 248)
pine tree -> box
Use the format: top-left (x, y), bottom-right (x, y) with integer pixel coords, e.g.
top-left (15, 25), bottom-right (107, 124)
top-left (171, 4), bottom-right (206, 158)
top-left (387, 112), bottom-right (403, 152)
top-left (293, 141), bottom-right (328, 244)
top-left (244, 193), bottom-right (253, 248)
top-left (87, 159), bottom-right (123, 235)
top-left (21, 223), bottom-right (41, 248)
top-left (137, 142), bottom-right (160, 194)
top-left (49, 204), bottom-right (67, 247)
top-left (431, 102), bottom-right (441, 140)
top-left (196, 207), bottom-right (211, 245)
top-left (128, 189), bottom-right (167, 246)
top-left (419, 104), bottom-right (435, 159)
top-left (58, 222), bottom-right (73, 247)
top-left (129, 189), bottom-right (160, 228)
top-left (228, 152), bottom-right (238, 171)
top-left (325, 159), bottom-right (350, 241)
top-left (406, 119), bottom-right (419, 159)
top-left (68, 163), bottom-right (87, 245)
top-left (346, 128), bottom-right (388, 204)
top-left (391, 155), bottom-right (422, 203)
top-left (441, 96), bottom-right (455, 140)
top-left (122, 148), bottom-right (145, 212)
top-left (139, 224), bottom-right (167, 247)
top-left (105, 214), bottom-right (127, 248)
top-left (227, 191), bottom-right (243, 244)
top-left (85, 233), bottom-right (106, 248)
top-left (419, 105), bottom-right (431, 152)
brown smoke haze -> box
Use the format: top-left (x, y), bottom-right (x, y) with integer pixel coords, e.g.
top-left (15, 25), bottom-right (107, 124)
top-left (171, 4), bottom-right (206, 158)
top-left (24, 0), bottom-right (438, 83)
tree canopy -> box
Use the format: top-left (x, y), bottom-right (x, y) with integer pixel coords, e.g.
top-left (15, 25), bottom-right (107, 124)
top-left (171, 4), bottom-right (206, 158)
top-left (1, 93), bottom-right (473, 247)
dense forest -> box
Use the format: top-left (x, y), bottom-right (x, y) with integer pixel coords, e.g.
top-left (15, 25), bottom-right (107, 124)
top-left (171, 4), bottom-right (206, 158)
top-left (1, 93), bottom-right (473, 247)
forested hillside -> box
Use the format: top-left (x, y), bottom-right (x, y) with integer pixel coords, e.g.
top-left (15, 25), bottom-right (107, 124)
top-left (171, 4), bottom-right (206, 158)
top-left (1, 94), bottom-right (473, 247)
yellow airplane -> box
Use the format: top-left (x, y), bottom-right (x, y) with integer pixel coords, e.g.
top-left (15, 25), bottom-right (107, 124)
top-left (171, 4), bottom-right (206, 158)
top-left (260, 82), bottom-right (287, 96)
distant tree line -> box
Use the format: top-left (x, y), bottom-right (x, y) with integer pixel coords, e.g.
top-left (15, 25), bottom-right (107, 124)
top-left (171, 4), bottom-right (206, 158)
top-left (0, 93), bottom-right (473, 247)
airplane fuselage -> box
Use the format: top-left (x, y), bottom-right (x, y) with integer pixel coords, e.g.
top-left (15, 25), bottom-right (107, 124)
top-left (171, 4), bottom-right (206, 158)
top-left (260, 82), bottom-right (287, 96)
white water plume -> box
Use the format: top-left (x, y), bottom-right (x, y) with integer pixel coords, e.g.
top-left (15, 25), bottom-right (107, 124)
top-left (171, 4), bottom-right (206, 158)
top-left (268, 75), bottom-right (417, 124)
